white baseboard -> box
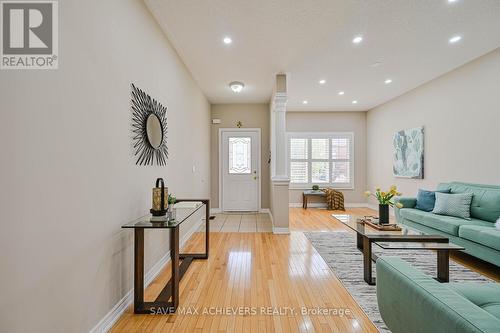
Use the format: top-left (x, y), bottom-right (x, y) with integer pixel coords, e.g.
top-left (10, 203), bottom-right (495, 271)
top-left (272, 226), bottom-right (290, 234)
top-left (289, 202), bottom-right (370, 208)
top-left (210, 208), bottom-right (221, 214)
top-left (89, 216), bottom-right (204, 333)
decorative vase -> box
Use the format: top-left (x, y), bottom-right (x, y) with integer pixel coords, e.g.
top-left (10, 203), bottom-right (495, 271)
top-left (379, 204), bottom-right (389, 224)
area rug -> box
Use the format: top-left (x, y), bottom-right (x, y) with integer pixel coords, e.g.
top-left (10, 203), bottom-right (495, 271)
top-left (304, 231), bottom-right (492, 333)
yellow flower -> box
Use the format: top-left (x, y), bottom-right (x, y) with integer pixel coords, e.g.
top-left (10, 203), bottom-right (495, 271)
top-left (376, 187), bottom-right (381, 192)
top-left (390, 185), bottom-right (397, 192)
top-left (364, 190), bottom-right (371, 197)
top-left (395, 202), bottom-right (404, 209)
top-left (381, 192), bottom-right (386, 197)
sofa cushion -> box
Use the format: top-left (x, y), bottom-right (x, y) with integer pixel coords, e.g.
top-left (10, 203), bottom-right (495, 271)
top-left (415, 188), bottom-right (451, 212)
top-left (433, 192), bottom-right (474, 220)
top-left (459, 225), bottom-right (500, 251)
top-left (399, 208), bottom-right (490, 236)
top-left (438, 182), bottom-right (500, 222)
top-left (448, 283), bottom-right (500, 321)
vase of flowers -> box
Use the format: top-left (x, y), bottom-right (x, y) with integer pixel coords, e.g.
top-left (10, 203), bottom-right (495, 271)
top-left (364, 186), bottom-right (403, 224)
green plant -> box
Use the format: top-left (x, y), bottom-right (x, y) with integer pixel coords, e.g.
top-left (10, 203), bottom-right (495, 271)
top-left (168, 194), bottom-right (177, 205)
top-left (312, 185), bottom-right (320, 191)
top-left (364, 185), bottom-right (403, 208)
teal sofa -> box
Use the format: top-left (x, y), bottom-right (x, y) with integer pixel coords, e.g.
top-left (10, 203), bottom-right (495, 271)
top-left (377, 257), bottom-right (500, 333)
top-left (395, 182), bottom-right (500, 267)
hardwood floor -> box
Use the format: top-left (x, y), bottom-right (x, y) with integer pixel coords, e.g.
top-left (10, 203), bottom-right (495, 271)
top-left (110, 207), bottom-right (500, 332)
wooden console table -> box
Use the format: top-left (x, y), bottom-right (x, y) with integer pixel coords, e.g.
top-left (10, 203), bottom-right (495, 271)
top-left (122, 199), bottom-right (209, 314)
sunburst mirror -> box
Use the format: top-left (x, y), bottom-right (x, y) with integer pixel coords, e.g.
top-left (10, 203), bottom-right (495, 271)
top-left (131, 83), bottom-right (168, 166)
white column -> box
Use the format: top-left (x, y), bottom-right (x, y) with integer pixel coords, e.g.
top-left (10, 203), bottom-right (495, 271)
top-left (271, 92), bottom-right (289, 180)
top-left (269, 83), bottom-right (290, 233)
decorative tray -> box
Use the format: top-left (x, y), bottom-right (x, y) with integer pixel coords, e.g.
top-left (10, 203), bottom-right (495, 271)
top-left (357, 216), bottom-right (402, 231)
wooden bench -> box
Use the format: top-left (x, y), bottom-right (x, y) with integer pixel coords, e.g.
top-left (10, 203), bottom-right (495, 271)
top-left (302, 190), bottom-right (325, 209)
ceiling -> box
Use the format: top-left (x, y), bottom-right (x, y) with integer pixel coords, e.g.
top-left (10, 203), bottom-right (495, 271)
top-left (145, 0), bottom-right (500, 111)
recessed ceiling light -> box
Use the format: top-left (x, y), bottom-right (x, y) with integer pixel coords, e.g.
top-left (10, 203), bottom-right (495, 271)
top-left (449, 35), bottom-right (462, 44)
top-left (229, 81), bottom-right (244, 93)
top-left (384, 79), bottom-right (393, 84)
top-left (318, 79), bottom-right (326, 85)
top-left (352, 100), bottom-right (358, 104)
top-left (352, 36), bottom-right (363, 44)
top-left (338, 91), bottom-right (345, 95)
top-left (448, 0), bottom-right (458, 3)
top-left (223, 36), bottom-right (232, 44)
top-left (302, 100), bottom-right (308, 105)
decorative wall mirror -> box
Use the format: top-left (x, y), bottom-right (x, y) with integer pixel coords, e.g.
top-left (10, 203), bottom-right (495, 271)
top-left (131, 83), bottom-right (168, 165)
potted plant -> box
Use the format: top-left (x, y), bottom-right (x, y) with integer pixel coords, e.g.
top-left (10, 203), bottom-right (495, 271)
top-left (312, 185), bottom-right (320, 191)
top-left (364, 186), bottom-right (403, 224)
top-left (167, 194), bottom-right (177, 220)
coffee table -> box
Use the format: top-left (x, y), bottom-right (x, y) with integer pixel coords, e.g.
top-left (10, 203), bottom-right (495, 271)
top-left (333, 214), bottom-right (465, 285)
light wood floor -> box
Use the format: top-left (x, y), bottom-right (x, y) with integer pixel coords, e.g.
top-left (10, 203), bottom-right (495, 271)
top-left (110, 207), bottom-right (500, 332)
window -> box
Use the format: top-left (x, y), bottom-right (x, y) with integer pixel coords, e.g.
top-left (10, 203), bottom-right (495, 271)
top-left (228, 137), bottom-right (252, 174)
top-left (288, 133), bottom-right (354, 188)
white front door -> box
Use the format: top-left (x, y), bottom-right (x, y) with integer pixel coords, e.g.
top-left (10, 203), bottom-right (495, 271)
top-left (221, 130), bottom-right (260, 211)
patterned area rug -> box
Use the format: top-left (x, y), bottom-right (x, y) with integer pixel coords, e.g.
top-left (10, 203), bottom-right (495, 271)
top-left (304, 231), bottom-right (492, 333)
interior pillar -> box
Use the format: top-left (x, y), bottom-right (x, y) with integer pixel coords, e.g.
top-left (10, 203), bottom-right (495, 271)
top-left (270, 74), bottom-right (290, 233)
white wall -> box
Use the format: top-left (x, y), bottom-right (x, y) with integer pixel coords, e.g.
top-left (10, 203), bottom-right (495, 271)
top-left (0, 1), bottom-right (210, 332)
top-left (286, 112), bottom-right (367, 204)
top-left (367, 47), bottom-right (500, 200)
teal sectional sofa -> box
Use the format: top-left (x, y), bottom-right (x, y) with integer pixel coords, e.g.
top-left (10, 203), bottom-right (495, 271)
top-left (376, 257), bottom-right (500, 333)
top-left (395, 182), bottom-right (500, 267)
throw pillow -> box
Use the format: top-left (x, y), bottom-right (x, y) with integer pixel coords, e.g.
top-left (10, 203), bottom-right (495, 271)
top-left (433, 192), bottom-right (474, 220)
top-left (415, 188), bottom-right (451, 212)
top-left (323, 188), bottom-right (345, 211)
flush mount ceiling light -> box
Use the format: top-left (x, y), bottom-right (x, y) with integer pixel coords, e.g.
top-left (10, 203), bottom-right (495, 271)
top-left (384, 79), bottom-right (393, 84)
top-left (318, 79), bottom-right (326, 85)
top-left (229, 81), bottom-right (244, 93)
top-left (448, 0), bottom-right (459, 3)
top-left (302, 100), bottom-right (308, 104)
top-left (352, 100), bottom-right (358, 104)
top-left (338, 91), bottom-right (345, 95)
top-left (352, 36), bottom-right (363, 44)
top-left (223, 36), bottom-right (232, 44)
top-left (449, 35), bottom-right (462, 44)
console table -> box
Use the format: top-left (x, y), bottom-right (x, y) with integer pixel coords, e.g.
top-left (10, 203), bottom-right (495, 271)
top-left (122, 199), bottom-right (209, 314)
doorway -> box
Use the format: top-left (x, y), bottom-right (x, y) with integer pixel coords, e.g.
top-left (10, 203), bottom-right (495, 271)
top-left (219, 128), bottom-right (261, 212)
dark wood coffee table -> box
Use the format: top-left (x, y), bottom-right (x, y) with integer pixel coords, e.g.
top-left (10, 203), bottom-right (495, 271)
top-left (333, 214), bottom-right (465, 285)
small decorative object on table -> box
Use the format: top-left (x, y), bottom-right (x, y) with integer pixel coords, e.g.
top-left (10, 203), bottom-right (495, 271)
top-left (356, 216), bottom-right (402, 231)
top-left (150, 178), bottom-right (168, 222)
top-left (167, 193), bottom-right (177, 221)
top-left (364, 185), bottom-right (403, 224)
top-left (312, 184), bottom-right (320, 191)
